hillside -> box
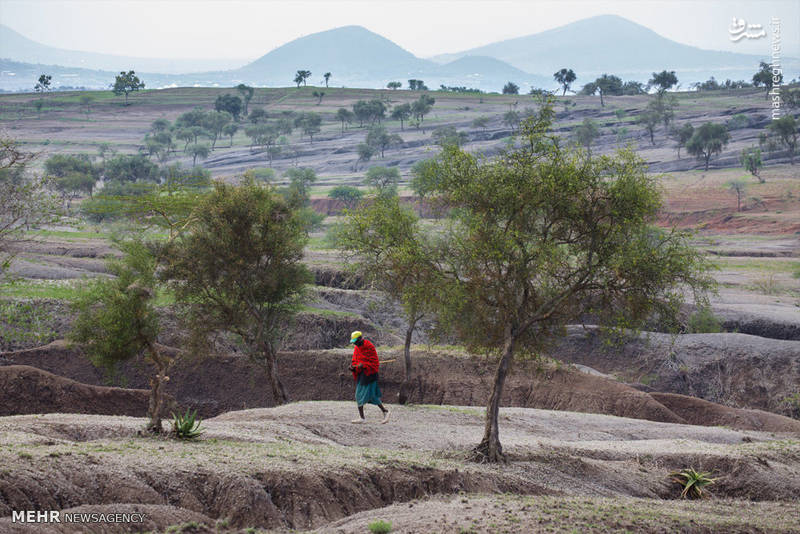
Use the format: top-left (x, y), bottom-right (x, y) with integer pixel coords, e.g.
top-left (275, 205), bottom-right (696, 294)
top-left (0, 24), bottom-right (247, 74)
top-left (430, 14), bottom-right (787, 84)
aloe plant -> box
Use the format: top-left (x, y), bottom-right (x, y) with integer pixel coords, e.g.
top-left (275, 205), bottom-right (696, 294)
top-left (671, 467), bottom-right (716, 499)
top-left (171, 408), bottom-right (204, 440)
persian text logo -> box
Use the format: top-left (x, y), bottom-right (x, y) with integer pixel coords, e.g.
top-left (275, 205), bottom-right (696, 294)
top-left (729, 17), bottom-right (767, 41)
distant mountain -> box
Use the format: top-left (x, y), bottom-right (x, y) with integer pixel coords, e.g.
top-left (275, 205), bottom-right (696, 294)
top-left (0, 24), bottom-right (249, 74)
top-left (233, 27), bottom-right (551, 89)
top-left (430, 14), bottom-right (789, 84)
top-left (237, 25), bottom-right (428, 84)
top-left (2, 17), bottom-right (786, 93)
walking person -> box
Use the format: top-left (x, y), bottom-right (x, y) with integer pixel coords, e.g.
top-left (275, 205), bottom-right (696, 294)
top-left (349, 331), bottom-right (390, 424)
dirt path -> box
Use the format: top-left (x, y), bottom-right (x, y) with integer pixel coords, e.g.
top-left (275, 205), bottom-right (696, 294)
top-left (1, 402), bottom-right (798, 532)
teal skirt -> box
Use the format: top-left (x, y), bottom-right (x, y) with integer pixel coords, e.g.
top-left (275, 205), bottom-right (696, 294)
top-left (355, 373), bottom-right (382, 406)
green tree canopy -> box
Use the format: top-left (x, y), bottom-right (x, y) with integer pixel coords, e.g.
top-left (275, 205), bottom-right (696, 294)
top-left (214, 94), bottom-right (242, 121)
top-left (336, 108), bottom-right (355, 133)
top-left (70, 239), bottom-right (171, 433)
top-left (294, 112), bottom-right (322, 144)
top-left (336, 194), bottom-right (439, 401)
top-left (162, 181), bottom-right (312, 404)
top-left (391, 103), bottom-right (412, 130)
top-left (768, 114), bottom-right (798, 164)
top-left (669, 122), bottom-right (694, 158)
top-left (410, 102), bottom-right (713, 462)
top-left (236, 84), bottom-right (255, 116)
top-left (363, 166), bottom-right (400, 197)
top-left (740, 147), bottom-right (764, 182)
top-left (573, 118), bottom-right (600, 156)
top-left (553, 68), bottom-right (576, 95)
top-left (752, 61), bottom-right (782, 99)
top-left (649, 70), bottom-right (678, 94)
top-left (112, 70), bottom-right (145, 105)
top-left (104, 154), bottom-right (159, 183)
top-left (593, 74), bottom-right (623, 106)
top-left (686, 122), bottom-right (731, 170)
top-left (328, 185), bottom-right (363, 208)
top-left (502, 81), bottom-right (520, 95)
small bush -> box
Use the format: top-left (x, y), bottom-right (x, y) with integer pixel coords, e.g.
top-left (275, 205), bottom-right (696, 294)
top-left (781, 392), bottom-right (800, 419)
top-left (172, 408), bottom-right (204, 440)
top-left (671, 467), bottom-right (716, 499)
top-left (726, 113), bottom-right (751, 130)
top-left (686, 306), bottom-right (722, 333)
top-left (368, 519), bottom-right (393, 534)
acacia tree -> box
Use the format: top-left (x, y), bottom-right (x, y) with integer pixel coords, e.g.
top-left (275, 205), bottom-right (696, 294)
top-left (34, 74), bottom-right (52, 99)
top-left (637, 110), bottom-right (660, 146)
top-left (236, 84), bottom-right (255, 116)
top-left (163, 181), bottom-right (311, 404)
top-left (391, 103), bottom-right (412, 130)
top-left (572, 118), bottom-right (600, 157)
top-left (387, 81), bottom-right (402, 90)
top-left (768, 115), bottom-right (798, 164)
top-left (336, 108), bottom-right (354, 134)
top-left (204, 110), bottom-right (232, 149)
top-left (728, 179), bottom-right (747, 211)
top-left (223, 123), bottom-right (239, 147)
top-left (669, 123), bottom-right (694, 158)
top-left (752, 61), bottom-right (782, 99)
top-left (0, 136), bottom-right (59, 278)
top-left (113, 70), bottom-right (145, 105)
top-left (363, 166), bottom-right (400, 197)
top-left (70, 240), bottom-right (171, 433)
top-left (336, 194), bottom-right (438, 403)
top-left (188, 144), bottom-right (210, 166)
top-left (323, 72), bottom-right (331, 87)
top-left (553, 68), bottom-right (576, 95)
top-left (740, 147), bottom-right (764, 182)
top-left (412, 102), bottom-right (712, 462)
top-left (592, 74), bottom-right (623, 107)
top-left (686, 122), bottom-right (731, 170)
top-left (649, 70), bottom-right (678, 94)
top-left (294, 70), bottom-right (311, 87)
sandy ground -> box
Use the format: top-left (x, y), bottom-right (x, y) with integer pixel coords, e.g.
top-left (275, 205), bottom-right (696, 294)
top-left (1, 402), bottom-right (798, 532)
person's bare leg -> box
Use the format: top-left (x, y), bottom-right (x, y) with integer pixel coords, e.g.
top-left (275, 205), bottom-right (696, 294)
top-left (378, 403), bottom-right (391, 424)
top-left (351, 405), bottom-right (365, 423)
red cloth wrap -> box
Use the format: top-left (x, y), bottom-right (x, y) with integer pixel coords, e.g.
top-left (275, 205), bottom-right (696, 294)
top-left (352, 339), bottom-right (379, 380)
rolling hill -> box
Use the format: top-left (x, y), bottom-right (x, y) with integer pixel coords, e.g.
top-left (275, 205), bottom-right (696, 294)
top-left (430, 14), bottom-right (789, 84)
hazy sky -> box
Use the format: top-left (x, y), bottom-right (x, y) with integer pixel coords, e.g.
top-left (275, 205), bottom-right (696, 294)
top-left (1, 0), bottom-right (797, 60)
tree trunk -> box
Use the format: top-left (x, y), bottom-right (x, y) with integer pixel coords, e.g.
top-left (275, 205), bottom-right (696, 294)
top-left (145, 344), bottom-right (171, 434)
top-left (398, 314), bottom-right (421, 405)
top-left (599, 91), bottom-right (604, 107)
top-left (261, 343), bottom-right (289, 405)
top-left (704, 153), bottom-right (710, 171)
top-left (471, 329), bottom-right (515, 463)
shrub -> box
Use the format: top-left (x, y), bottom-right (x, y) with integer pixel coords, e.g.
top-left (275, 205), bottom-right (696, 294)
top-left (368, 520), bottom-right (393, 534)
top-left (727, 113), bottom-right (751, 130)
top-left (172, 408), bottom-right (204, 440)
top-left (671, 468), bottom-right (716, 499)
top-left (781, 392), bottom-right (800, 419)
top-left (686, 306), bottom-right (722, 333)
